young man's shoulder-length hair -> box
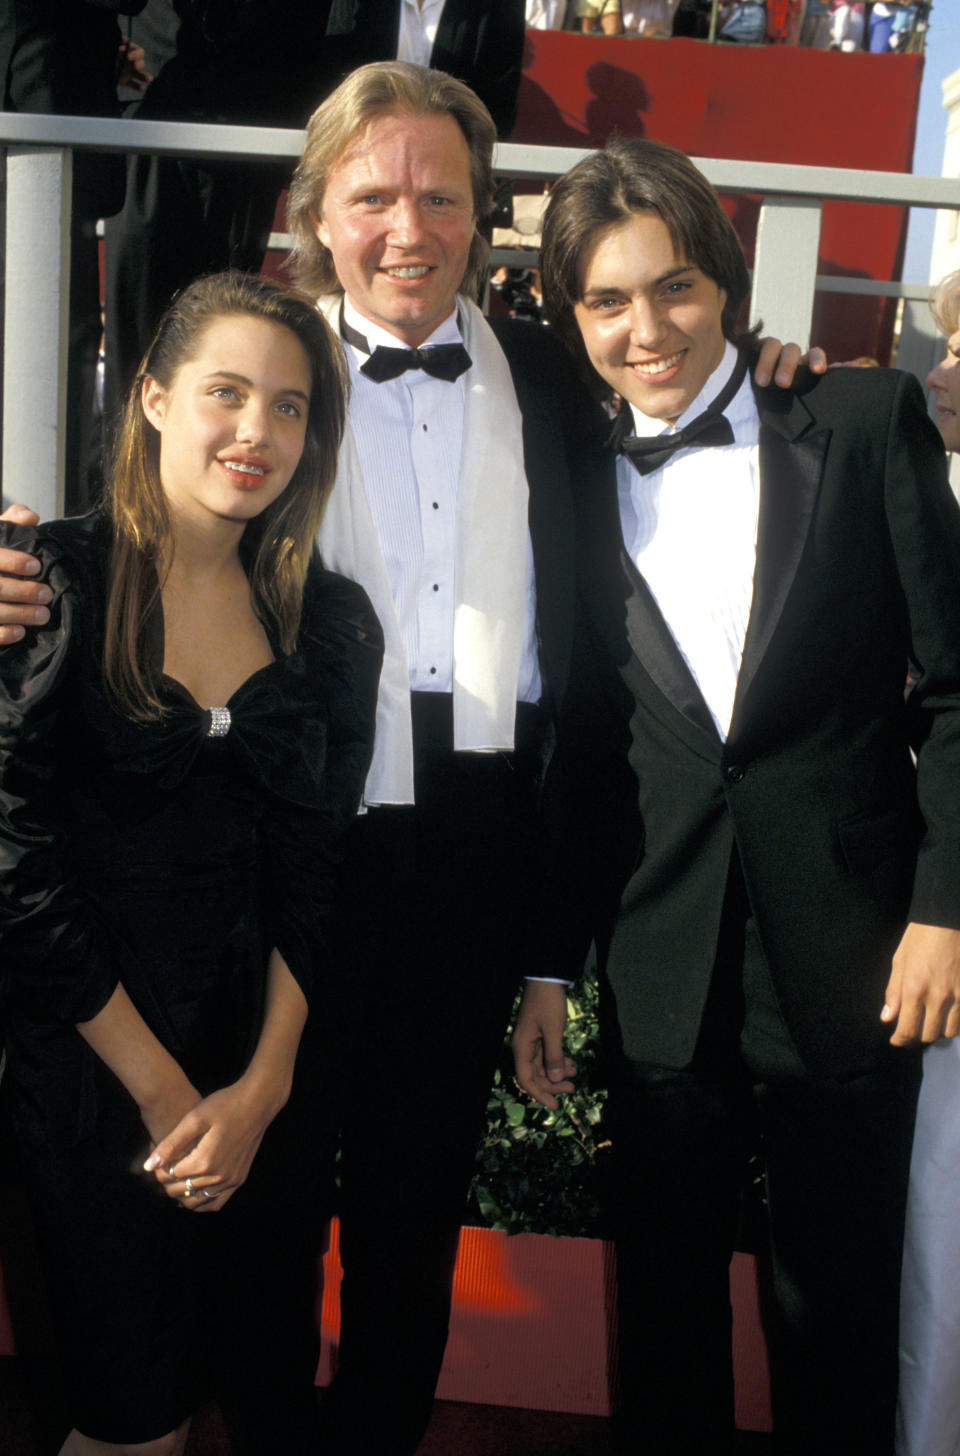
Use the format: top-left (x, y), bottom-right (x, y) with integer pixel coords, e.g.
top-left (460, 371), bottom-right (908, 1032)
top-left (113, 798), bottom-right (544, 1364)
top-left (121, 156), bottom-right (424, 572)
top-left (286, 60), bottom-right (497, 300)
top-left (541, 137), bottom-right (756, 386)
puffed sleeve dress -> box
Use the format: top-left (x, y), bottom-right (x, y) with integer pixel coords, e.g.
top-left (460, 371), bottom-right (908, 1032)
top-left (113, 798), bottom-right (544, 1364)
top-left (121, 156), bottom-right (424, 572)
top-left (0, 511), bottom-right (382, 1445)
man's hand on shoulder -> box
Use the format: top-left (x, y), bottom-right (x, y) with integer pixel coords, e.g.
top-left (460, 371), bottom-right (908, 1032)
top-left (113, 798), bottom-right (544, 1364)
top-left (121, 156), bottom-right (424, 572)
top-left (753, 340), bottom-right (828, 390)
top-left (0, 505), bottom-right (51, 644)
top-left (882, 922), bottom-right (960, 1045)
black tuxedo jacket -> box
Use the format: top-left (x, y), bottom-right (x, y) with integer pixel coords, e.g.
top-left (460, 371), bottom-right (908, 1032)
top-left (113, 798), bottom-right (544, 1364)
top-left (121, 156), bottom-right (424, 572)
top-left (324, 0), bottom-right (525, 135)
top-left (564, 365), bottom-right (960, 1079)
top-left (457, 318), bottom-right (594, 978)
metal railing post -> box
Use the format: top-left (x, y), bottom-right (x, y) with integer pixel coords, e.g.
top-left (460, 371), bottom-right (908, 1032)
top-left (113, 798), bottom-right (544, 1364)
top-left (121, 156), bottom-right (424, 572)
top-left (2, 145), bottom-right (72, 520)
top-left (749, 196), bottom-right (823, 351)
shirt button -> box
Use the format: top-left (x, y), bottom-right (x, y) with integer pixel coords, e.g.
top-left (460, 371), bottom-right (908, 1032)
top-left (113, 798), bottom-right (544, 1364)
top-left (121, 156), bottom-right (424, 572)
top-left (432, 583), bottom-right (439, 592)
top-left (429, 666), bottom-right (437, 675)
top-left (432, 502), bottom-right (439, 510)
top-left (724, 764), bottom-right (745, 784)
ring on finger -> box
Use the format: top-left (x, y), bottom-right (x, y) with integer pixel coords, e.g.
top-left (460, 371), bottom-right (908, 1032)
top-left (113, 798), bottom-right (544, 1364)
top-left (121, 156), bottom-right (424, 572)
top-left (184, 1177), bottom-right (195, 1199)
top-left (201, 1188), bottom-right (214, 1201)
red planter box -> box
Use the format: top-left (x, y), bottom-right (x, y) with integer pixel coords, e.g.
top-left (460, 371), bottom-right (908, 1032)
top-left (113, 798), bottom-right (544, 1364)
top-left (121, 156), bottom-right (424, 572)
top-left (316, 1221), bottom-right (772, 1431)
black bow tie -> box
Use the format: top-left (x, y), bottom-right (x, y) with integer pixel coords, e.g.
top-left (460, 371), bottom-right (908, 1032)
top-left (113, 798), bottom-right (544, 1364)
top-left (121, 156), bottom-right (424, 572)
top-left (362, 342), bottom-right (472, 383)
top-left (617, 351), bottom-right (748, 476)
top-left (339, 307), bottom-right (472, 384)
top-left (619, 414), bottom-right (735, 474)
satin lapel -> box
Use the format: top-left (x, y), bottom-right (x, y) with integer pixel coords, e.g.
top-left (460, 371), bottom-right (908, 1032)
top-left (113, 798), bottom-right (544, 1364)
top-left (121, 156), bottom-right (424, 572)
top-left (731, 389), bottom-right (830, 729)
top-left (579, 454), bottom-right (718, 750)
top-left (620, 550), bottom-right (722, 748)
top-left (512, 373), bottom-right (577, 708)
top-left (578, 449), bottom-right (630, 662)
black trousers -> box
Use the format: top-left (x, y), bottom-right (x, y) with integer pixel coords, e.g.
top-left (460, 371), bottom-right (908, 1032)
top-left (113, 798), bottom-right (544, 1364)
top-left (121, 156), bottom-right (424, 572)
top-left (607, 854), bottom-right (920, 1456)
top-left (313, 693), bottom-right (547, 1454)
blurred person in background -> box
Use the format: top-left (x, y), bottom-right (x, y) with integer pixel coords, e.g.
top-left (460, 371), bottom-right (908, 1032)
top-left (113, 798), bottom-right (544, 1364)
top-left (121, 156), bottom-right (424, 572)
top-left (923, 270), bottom-right (960, 456)
top-left (621, 0), bottom-right (681, 37)
top-left (324, 0), bottom-right (525, 141)
top-left (526, 0), bottom-right (570, 26)
top-left (896, 268), bottom-right (960, 1456)
top-left (0, 0), bottom-right (150, 513)
top-left (576, 0), bottom-right (625, 32)
top-left (829, 0), bottom-right (865, 49)
top-left (102, 0), bottom-right (336, 431)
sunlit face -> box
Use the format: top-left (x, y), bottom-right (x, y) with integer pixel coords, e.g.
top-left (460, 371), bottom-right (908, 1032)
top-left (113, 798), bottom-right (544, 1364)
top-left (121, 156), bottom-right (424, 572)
top-left (140, 315), bottom-right (311, 532)
top-left (311, 111), bottom-right (477, 348)
top-left (573, 211), bottom-right (728, 423)
top-left (926, 328), bottom-right (960, 454)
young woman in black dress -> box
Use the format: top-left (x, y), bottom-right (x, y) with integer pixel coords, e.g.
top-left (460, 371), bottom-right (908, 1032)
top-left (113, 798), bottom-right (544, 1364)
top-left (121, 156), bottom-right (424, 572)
top-left (0, 272), bottom-right (382, 1455)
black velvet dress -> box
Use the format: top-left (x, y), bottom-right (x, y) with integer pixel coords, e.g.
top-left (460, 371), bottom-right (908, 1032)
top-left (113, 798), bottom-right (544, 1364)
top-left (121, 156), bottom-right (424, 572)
top-left (0, 513), bottom-right (382, 1446)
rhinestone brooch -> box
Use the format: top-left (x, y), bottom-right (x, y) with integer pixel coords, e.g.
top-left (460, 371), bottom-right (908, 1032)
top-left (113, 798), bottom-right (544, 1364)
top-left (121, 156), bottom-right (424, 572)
top-left (206, 707), bottom-right (232, 738)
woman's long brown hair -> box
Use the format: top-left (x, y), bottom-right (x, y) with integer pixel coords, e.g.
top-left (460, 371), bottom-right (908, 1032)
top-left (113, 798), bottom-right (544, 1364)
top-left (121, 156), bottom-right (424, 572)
top-left (102, 271), bottom-right (347, 721)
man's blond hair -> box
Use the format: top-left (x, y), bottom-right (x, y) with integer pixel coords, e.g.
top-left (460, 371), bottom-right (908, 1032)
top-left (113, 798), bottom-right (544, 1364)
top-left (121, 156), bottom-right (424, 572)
top-left (931, 270), bottom-right (960, 338)
top-left (286, 60), bottom-right (497, 299)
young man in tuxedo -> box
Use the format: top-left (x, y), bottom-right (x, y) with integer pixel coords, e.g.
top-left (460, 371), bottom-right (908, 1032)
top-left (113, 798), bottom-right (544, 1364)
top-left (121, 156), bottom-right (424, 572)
top-left (513, 137), bottom-right (960, 1455)
top-left (0, 71), bottom-right (810, 1452)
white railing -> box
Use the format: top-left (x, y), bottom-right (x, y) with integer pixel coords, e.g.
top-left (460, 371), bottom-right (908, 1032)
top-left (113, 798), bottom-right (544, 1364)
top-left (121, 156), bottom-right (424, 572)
top-left (3, 111), bottom-right (960, 519)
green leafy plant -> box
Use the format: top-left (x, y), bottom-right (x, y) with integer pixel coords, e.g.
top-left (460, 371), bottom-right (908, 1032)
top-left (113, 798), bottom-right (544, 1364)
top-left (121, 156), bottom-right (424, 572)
top-left (468, 974), bottom-right (611, 1238)
top-left (467, 973), bottom-right (768, 1249)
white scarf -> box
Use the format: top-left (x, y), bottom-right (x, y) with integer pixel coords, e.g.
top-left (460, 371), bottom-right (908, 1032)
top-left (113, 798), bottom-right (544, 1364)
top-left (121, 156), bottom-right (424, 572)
top-left (317, 294), bottom-right (529, 806)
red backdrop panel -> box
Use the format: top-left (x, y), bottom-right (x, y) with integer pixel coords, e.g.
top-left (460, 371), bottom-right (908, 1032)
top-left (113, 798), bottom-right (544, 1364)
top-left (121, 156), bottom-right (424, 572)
top-left (514, 32), bottom-right (923, 362)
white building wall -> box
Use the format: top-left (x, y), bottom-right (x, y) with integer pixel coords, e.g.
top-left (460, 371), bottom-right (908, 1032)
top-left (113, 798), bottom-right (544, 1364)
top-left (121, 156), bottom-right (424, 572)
top-left (930, 68), bottom-right (960, 285)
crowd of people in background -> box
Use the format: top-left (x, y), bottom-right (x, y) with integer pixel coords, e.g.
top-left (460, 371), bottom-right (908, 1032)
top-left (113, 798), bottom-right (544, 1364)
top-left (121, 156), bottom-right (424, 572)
top-left (525, 0), bottom-right (927, 47)
top-left (813, 0), bottom-right (921, 52)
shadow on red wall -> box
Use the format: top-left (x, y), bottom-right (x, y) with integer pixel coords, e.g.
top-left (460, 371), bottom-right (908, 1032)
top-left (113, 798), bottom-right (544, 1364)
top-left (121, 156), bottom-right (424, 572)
top-left (512, 31), bottom-right (923, 364)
